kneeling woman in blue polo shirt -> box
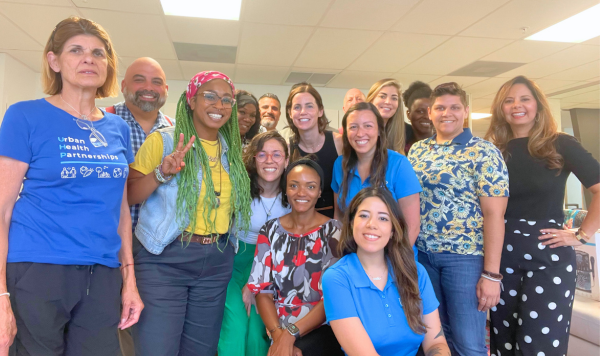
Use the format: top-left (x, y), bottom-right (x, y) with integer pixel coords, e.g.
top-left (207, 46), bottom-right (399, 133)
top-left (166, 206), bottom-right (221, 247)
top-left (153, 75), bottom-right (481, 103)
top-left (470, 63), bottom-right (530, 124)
top-left (332, 102), bottom-right (422, 250)
top-left (323, 187), bottom-right (450, 356)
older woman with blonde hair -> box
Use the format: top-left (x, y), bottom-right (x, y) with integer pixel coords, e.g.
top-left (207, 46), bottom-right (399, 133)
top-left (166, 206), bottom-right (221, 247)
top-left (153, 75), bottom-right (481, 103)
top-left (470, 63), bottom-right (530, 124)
top-left (485, 75), bottom-right (600, 356)
top-left (367, 78), bottom-right (407, 154)
top-left (0, 17), bottom-right (143, 355)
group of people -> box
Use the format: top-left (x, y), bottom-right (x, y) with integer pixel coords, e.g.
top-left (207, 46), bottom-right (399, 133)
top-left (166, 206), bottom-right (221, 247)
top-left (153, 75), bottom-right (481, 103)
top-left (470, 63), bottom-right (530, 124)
top-left (0, 16), bottom-right (598, 356)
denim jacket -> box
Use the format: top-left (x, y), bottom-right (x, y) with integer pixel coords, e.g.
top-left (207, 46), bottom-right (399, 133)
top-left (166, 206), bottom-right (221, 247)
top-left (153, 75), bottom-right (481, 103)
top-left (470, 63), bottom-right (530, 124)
top-left (135, 127), bottom-right (236, 255)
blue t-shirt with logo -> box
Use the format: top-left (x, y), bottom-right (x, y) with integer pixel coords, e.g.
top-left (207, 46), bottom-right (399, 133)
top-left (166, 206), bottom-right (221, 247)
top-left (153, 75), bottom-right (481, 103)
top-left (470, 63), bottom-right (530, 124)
top-left (0, 99), bottom-right (134, 267)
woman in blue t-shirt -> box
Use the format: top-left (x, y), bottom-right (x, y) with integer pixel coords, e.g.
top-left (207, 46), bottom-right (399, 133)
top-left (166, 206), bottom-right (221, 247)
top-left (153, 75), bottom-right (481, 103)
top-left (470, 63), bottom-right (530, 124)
top-left (323, 187), bottom-right (450, 356)
top-left (332, 102), bottom-right (422, 247)
top-left (0, 17), bottom-right (143, 355)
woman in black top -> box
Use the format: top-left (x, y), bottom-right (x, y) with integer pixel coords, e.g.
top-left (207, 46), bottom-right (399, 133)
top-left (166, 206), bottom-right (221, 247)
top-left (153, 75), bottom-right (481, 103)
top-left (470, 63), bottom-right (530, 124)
top-left (485, 76), bottom-right (600, 356)
top-left (286, 82), bottom-right (342, 218)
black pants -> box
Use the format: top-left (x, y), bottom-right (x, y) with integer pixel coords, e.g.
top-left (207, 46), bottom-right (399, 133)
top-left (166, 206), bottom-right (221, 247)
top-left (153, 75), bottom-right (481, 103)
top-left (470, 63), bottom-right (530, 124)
top-left (295, 325), bottom-right (343, 356)
top-left (7, 263), bottom-right (121, 356)
top-left (132, 236), bottom-right (234, 356)
top-left (490, 218), bottom-right (576, 356)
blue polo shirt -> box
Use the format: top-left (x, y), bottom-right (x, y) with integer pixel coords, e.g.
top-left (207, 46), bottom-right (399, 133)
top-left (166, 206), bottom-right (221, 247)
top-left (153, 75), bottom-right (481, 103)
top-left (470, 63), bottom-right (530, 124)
top-left (331, 149), bottom-right (422, 210)
top-left (323, 253), bottom-right (439, 356)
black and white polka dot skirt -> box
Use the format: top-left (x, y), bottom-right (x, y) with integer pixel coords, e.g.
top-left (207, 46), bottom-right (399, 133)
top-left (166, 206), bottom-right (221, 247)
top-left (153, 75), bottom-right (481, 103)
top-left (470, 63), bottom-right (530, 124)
top-left (490, 218), bottom-right (576, 356)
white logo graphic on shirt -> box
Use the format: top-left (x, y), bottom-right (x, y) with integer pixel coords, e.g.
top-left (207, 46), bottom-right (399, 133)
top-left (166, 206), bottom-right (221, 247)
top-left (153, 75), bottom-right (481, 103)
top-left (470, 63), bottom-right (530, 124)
top-left (61, 167), bottom-right (76, 178)
top-left (96, 166), bottom-right (111, 178)
top-left (80, 166), bottom-right (94, 177)
top-left (113, 168), bottom-right (123, 178)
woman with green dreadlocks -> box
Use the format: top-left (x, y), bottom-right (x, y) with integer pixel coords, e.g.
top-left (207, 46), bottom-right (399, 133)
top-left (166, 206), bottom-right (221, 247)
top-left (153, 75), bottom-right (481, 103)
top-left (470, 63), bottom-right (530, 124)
top-left (126, 71), bottom-right (251, 356)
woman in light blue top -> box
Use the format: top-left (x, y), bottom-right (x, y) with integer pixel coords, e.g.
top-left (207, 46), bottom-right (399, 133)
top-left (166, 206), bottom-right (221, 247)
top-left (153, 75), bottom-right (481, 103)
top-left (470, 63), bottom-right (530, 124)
top-left (218, 131), bottom-right (291, 356)
top-left (323, 187), bottom-right (450, 356)
top-left (332, 102), bottom-right (422, 248)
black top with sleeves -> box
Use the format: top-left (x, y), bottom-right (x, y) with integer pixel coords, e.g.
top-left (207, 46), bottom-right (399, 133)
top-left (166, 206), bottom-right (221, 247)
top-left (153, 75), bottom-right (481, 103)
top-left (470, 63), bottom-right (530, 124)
top-left (504, 134), bottom-right (600, 221)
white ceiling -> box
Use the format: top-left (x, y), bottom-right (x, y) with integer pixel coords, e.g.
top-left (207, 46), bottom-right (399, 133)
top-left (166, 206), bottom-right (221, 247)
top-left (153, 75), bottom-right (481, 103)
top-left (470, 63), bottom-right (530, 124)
top-left (0, 0), bottom-right (598, 113)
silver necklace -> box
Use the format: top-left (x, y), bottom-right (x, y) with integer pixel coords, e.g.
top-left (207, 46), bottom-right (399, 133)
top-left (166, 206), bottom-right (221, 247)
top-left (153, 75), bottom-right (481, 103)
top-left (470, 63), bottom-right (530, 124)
top-left (365, 267), bottom-right (387, 281)
top-left (60, 94), bottom-right (96, 121)
top-left (260, 195), bottom-right (278, 219)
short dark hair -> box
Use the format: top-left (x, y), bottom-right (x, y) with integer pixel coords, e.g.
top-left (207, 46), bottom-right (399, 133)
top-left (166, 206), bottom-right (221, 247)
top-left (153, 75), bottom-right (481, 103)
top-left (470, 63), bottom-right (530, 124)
top-left (430, 82), bottom-right (467, 107)
top-left (258, 93), bottom-right (281, 108)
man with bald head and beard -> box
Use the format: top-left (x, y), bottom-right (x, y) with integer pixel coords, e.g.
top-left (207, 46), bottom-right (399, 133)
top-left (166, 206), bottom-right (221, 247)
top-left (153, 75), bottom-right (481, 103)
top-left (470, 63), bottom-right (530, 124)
top-left (107, 57), bottom-right (172, 356)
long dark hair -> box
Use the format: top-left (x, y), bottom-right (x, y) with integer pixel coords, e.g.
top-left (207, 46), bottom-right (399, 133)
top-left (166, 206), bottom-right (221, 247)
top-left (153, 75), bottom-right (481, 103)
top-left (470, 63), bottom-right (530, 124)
top-left (285, 82), bottom-right (329, 161)
top-left (338, 187), bottom-right (425, 334)
top-left (236, 89), bottom-right (261, 141)
top-left (243, 131), bottom-right (289, 206)
top-left (339, 102), bottom-right (388, 212)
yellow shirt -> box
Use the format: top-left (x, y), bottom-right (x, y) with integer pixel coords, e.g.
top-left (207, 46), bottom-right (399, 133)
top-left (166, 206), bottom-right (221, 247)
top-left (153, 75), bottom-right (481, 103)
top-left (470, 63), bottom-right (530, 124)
top-left (131, 132), bottom-right (232, 235)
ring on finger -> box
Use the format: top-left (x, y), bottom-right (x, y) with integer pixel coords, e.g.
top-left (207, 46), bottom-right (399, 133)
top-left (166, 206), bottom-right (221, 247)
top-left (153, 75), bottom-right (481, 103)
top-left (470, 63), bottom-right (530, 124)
top-left (552, 233), bottom-right (556, 237)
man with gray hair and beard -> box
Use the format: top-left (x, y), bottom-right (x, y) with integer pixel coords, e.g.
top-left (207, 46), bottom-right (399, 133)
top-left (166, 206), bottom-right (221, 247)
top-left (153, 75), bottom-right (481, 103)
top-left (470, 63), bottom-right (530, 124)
top-left (105, 57), bottom-right (172, 356)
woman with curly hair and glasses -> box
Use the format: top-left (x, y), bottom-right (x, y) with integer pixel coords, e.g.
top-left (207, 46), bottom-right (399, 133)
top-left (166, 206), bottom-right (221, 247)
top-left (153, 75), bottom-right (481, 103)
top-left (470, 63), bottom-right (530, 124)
top-left (127, 71), bottom-right (251, 355)
top-left (485, 76), bottom-right (600, 356)
top-left (323, 187), bottom-right (450, 356)
top-left (218, 131), bottom-right (291, 356)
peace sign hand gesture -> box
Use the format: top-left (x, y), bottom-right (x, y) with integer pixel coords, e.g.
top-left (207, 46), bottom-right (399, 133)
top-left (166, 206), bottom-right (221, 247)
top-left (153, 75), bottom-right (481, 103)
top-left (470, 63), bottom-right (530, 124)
top-left (161, 133), bottom-right (196, 176)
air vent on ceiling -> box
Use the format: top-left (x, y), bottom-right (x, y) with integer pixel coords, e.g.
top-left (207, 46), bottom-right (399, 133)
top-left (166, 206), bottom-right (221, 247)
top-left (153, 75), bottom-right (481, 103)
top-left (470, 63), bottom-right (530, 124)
top-left (448, 61), bottom-right (526, 77)
top-left (173, 42), bottom-right (237, 64)
top-left (285, 72), bottom-right (337, 86)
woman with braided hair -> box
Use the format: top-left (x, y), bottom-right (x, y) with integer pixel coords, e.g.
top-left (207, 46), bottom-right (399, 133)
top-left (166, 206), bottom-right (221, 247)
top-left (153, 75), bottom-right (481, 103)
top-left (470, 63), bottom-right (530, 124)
top-left (127, 71), bottom-right (251, 355)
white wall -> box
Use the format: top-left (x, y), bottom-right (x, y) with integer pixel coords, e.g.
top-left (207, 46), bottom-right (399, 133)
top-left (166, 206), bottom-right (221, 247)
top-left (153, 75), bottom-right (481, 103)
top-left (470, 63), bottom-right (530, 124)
top-left (0, 53), bottom-right (38, 122)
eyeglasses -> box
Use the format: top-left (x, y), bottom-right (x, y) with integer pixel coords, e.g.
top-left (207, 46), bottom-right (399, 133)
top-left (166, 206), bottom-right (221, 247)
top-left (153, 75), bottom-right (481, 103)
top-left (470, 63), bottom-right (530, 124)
top-left (200, 91), bottom-right (236, 108)
top-left (255, 151), bottom-right (285, 163)
top-left (74, 118), bottom-right (108, 147)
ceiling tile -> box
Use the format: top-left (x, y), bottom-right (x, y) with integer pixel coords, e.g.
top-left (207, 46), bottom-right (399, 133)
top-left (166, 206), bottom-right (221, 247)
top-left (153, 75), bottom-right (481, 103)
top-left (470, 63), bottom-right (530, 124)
top-left (460, 0), bottom-right (600, 39)
top-left (548, 84), bottom-right (600, 99)
top-left (0, 14), bottom-right (42, 51)
top-left (118, 56), bottom-right (183, 80)
top-left (391, 73), bottom-right (442, 88)
top-left (560, 90), bottom-right (599, 103)
top-left (0, 3), bottom-right (80, 45)
top-left (79, 9), bottom-right (177, 60)
top-left (482, 40), bottom-right (573, 63)
top-left (72, 0), bottom-right (163, 15)
top-left (327, 71), bottom-right (394, 89)
top-left (320, 0), bottom-right (419, 31)
top-left (165, 17), bottom-right (239, 47)
top-left (294, 28), bottom-right (382, 70)
top-left (464, 77), bottom-right (511, 98)
top-left (4, 50), bottom-right (43, 72)
top-left (543, 61), bottom-right (600, 81)
top-left (235, 64), bottom-right (289, 85)
top-left (348, 33), bottom-right (449, 72)
top-left (562, 102), bottom-right (599, 109)
top-left (471, 98), bottom-right (494, 111)
top-left (179, 61), bottom-right (235, 81)
top-left (392, 0), bottom-right (508, 35)
top-left (399, 37), bottom-right (512, 75)
top-left (497, 45), bottom-right (600, 79)
top-left (582, 37), bottom-right (600, 46)
top-left (429, 76), bottom-right (488, 88)
top-left (243, 0), bottom-right (329, 26)
top-left (238, 23), bottom-right (312, 67)
top-left (0, 0), bottom-right (73, 5)
top-left (533, 79), bottom-right (582, 92)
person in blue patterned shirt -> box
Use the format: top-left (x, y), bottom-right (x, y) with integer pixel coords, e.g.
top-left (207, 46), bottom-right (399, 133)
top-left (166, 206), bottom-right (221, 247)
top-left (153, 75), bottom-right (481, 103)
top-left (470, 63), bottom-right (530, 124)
top-left (107, 57), bottom-right (173, 231)
top-left (408, 82), bottom-right (509, 356)
top-left (107, 57), bottom-right (172, 356)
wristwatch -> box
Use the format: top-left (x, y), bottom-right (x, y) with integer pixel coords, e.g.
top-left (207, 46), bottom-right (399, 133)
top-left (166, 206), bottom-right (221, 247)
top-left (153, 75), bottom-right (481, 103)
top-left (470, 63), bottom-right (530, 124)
top-left (286, 323), bottom-right (300, 340)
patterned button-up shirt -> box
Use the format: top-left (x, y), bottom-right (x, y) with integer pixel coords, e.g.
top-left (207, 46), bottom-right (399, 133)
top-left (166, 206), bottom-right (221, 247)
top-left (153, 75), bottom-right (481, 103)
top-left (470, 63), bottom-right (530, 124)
top-left (407, 129), bottom-right (509, 256)
top-left (112, 102), bottom-right (173, 230)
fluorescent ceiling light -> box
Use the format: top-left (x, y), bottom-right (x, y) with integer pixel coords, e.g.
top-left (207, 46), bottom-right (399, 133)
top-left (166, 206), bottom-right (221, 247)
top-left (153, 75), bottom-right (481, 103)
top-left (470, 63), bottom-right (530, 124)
top-left (160, 0), bottom-right (242, 20)
top-left (526, 4), bottom-right (600, 43)
top-left (471, 113), bottom-right (492, 120)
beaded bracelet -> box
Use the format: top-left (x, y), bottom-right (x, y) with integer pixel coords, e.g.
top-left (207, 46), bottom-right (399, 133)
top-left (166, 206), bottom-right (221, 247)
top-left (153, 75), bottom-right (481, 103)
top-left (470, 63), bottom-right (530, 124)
top-left (154, 164), bottom-right (173, 184)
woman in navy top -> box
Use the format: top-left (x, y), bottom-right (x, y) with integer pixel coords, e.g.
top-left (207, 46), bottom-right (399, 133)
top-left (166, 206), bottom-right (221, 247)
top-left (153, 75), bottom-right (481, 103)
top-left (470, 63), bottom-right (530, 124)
top-left (332, 102), bottom-right (422, 247)
top-left (323, 187), bottom-right (450, 356)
